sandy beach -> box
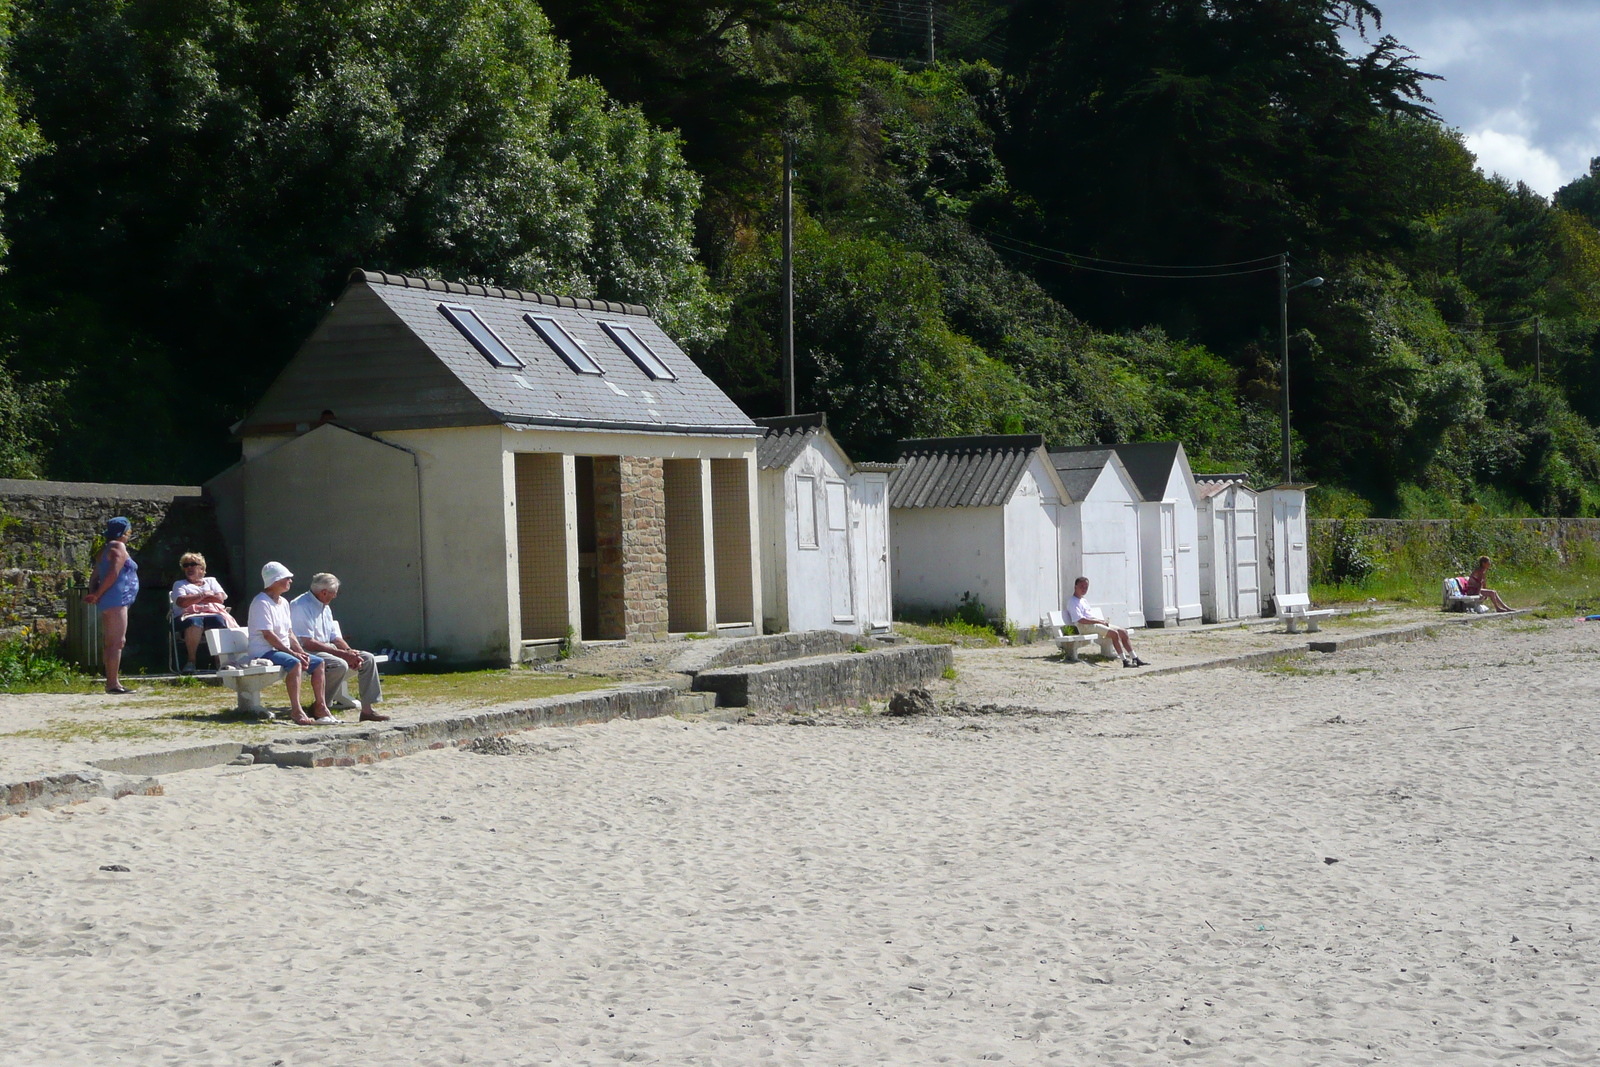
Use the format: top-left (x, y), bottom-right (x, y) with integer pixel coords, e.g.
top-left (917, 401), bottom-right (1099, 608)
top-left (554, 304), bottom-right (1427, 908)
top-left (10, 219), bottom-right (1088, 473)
top-left (2, 617), bottom-right (1597, 1064)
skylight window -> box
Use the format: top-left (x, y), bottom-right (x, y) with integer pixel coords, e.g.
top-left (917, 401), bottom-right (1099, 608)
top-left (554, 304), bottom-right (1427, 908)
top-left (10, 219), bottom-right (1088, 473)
top-left (525, 315), bottom-right (604, 375)
top-left (601, 321), bottom-right (677, 381)
top-left (439, 304), bottom-right (523, 368)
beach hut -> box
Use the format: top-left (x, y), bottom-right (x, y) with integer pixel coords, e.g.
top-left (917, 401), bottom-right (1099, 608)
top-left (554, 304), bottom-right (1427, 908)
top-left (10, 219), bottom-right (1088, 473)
top-left (1258, 484), bottom-right (1312, 614)
top-left (207, 269), bottom-right (765, 665)
top-left (1194, 475), bottom-right (1262, 622)
top-left (1048, 447), bottom-right (1146, 628)
top-left (888, 435), bottom-right (1065, 630)
top-left (1111, 443), bottom-right (1203, 627)
top-left (754, 414), bottom-right (895, 635)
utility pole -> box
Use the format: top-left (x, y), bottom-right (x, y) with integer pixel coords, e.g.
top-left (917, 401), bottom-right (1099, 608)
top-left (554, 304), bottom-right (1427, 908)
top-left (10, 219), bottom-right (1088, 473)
top-left (927, 0), bottom-right (935, 64)
top-left (782, 136), bottom-right (795, 416)
top-left (1279, 255), bottom-right (1325, 485)
top-left (1279, 254), bottom-right (1290, 485)
top-left (1535, 316), bottom-right (1542, 384)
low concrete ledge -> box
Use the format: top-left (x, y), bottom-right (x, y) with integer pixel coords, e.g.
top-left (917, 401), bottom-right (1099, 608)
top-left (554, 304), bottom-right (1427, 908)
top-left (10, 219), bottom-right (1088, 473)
top-left (2, 768), bottom-right (164, 818)
top-left (247, 683), bottom-right (681, 768)
top-left (671, 630), bottom-right (857, 675)
top-left (90, 742), bottom-right (245, 776)
top-left (1307, 608), bottom-right (1531, 654)
top-left (1133, 646), bottom-right (1309, 678)
top-left (693, 644), bottom-right (955, 712)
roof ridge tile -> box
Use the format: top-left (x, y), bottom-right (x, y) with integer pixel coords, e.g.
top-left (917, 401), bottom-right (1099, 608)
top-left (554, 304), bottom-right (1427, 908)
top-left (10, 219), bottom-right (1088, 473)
top-left (350, 268), bottom-right (651, 318)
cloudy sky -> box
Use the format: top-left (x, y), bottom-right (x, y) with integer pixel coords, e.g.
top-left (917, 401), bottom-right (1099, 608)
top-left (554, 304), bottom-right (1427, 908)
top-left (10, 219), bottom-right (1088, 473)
top-left (1346, 1), bottom-right (1600, 197)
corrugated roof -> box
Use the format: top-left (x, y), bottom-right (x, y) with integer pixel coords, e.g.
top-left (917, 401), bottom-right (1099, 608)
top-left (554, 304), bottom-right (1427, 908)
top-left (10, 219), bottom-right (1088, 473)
top-left (889, 435), bottom-right (1045, 508)
top-left (753, 413), bottom-right (826, 470)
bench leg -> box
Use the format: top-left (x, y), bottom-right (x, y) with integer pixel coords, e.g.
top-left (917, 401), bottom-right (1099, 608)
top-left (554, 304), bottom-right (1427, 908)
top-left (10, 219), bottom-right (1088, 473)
top-left (234, 686), bottom-right (268, 716)
top-left (1063, 643), bottom-right (1081, 662)
top-left (1307, 616), bottom-right (1321, 633)
top-left (1285, 616), bottom-right (1300, 634)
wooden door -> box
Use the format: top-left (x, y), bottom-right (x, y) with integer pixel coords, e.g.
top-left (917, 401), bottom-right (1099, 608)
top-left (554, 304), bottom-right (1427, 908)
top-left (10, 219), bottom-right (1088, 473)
top-left (857, 477), bottom-right (891, 628)
top-left (824, 480), bottom-right (855, 622)
top-left (1233, 491), bottom-right (1261, 617)
top-left (1160, 503), bottom-right (1178, 617)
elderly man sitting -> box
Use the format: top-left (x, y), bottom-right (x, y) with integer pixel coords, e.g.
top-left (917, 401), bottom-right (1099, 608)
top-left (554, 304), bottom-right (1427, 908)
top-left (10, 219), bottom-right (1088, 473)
top-left (290, 573), bottom-right (389, 722)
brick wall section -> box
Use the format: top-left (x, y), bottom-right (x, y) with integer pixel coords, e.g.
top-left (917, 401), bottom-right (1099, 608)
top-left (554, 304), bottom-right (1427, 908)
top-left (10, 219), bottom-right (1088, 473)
top-left (619, 456), bottom-right (669, 640)
top-left (0, 480), bottom-right (229, 665)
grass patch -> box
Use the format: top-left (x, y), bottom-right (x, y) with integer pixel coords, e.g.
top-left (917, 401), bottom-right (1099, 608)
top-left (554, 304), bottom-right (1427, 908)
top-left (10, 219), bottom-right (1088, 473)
top-left (0, 634), bottom-right (88, 693)
top-left (941, 666), bottom-right (959, 681)
top-left (1314, 544), bottom-right (1600, 613)
top-left (9, 718), bottom-right (174, 743)
top-left (380, 670), bottom-right (616, 707)
top-left (895, 619), bottom-right (1003, 648)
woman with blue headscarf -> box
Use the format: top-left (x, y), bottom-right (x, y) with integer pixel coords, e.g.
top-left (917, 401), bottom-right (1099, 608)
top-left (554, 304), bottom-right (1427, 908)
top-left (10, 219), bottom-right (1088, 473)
top-left (84, 517), bottom-right (139, 693)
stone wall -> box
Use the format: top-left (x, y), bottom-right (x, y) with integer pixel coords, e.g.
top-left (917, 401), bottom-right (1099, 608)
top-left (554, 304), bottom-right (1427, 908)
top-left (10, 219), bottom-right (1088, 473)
top-left (0, 480), bottom-right (229, 667)
top-left (619, 456), bottom-right (669, 640)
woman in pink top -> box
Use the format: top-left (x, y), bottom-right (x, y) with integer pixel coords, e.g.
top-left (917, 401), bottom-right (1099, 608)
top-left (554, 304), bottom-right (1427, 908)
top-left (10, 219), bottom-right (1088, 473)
top-left (171, 552), bottom-right (239, 672)
top-left (1459, 555), bottom-right (1512, 612)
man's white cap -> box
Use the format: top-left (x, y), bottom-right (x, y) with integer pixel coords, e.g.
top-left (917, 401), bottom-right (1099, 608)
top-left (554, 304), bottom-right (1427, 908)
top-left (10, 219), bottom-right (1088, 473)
top-left (261, 561), bottom-right (293, 587)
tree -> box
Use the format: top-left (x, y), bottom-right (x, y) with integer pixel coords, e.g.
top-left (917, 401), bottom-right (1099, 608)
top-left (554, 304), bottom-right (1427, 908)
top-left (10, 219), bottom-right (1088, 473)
top-left (2, 0), bottom-right (717, 480)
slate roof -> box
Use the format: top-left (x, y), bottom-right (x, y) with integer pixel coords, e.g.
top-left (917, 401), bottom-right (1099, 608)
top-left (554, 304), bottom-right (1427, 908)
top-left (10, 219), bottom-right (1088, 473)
top-left (1048, 447), bottom-right (1119, 503)
top-left (240, 270), bottom-right (760, 437)
top-left (1194, 473), bottom-right (1253, 501)
top-left (754, 413), bottom-right (827, 470)
top-left (1050, 442), bottom-right (1188, 502)
top-left (889, 435), bottom-right (1047, 508)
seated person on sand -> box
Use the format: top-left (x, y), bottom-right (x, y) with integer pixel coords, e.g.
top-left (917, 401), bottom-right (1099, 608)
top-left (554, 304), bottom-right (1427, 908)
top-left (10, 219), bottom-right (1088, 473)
top-left (1066, 576), bottom-right (1148, 668)
top-left (171, 551), bottom-right (241, 673)
top-left (1459, 555), bottom-right (1513, 613)
top-left (248, 561), bottom-right (334, 726)
top-left (289, 572), bottom-right (390, 723)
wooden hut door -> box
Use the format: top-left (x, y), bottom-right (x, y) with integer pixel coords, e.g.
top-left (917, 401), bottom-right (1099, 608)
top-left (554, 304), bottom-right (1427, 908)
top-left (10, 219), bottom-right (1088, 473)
top-left (857, 477), bottom-right (891, 629)
top-left (1233, 491), bottom-right (1261, 618)
top-left (1160, 503), bottom-right (1178, 615)
top-left (824, 479), bottom-right (856, 622)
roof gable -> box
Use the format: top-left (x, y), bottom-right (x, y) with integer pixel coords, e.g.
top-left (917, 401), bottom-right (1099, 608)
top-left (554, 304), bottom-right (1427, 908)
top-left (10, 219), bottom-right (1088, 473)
top-left (242, 270), bottom-right (759, 438)
top-left (890, 434), bottom-right (1067, 508)
top-left (1049, 447), bottom-right (1140, 504)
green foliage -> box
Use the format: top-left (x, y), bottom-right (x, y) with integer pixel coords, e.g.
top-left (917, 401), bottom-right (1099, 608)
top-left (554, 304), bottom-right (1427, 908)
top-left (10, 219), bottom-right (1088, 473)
top-left (1, 0), bottom-right (717, 481)
top-left (0, 631), bottom-right (78, 691)
top-left (0, 0), bottom-right (41, 263)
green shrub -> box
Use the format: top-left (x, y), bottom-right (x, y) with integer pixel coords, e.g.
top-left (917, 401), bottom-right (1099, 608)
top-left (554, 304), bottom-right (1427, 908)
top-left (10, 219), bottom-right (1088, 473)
top-left (0, 633), bottom-right (79, 692)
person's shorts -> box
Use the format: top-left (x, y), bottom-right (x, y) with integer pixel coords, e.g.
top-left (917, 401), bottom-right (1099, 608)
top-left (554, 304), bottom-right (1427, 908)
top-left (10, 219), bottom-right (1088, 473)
top-left (179, 614), bottom-right (232, 632)
top-left (1074, 621), bottom-right (1113, 639)
top-left (260, 650), bottom-right (324, 672)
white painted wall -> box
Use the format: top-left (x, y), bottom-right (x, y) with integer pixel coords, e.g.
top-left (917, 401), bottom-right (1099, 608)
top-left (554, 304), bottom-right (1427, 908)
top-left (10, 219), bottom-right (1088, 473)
top-left (891, 505), bottom-right (1006, 618)
top-left (1003, 466), bottom-right (1062, 630)
top-left (1259, 487), bottom-right (1309, 612)
top-left (758, 434), bottom-right (862, 633)
top-left (1059, 463), bottom-right (1144, 629)
top-left (850, 472), bottom-right (892, 631)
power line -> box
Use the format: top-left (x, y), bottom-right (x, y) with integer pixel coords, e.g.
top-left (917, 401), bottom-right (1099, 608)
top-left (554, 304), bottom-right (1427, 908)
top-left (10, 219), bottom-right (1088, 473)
top-left (984, 235), bottom-right (1284, 279)
top-left (978, 226), bottom-right (1287, 276)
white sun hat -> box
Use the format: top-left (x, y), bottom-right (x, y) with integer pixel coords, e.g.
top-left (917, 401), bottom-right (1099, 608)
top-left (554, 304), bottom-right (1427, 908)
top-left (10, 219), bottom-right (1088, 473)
top-left (261, 561), bottom-right (294, 587)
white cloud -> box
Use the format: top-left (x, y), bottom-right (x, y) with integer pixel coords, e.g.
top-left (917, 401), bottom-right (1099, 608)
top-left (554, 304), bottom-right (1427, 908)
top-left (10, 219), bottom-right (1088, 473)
top-left (1465, 126), bottom-right (1568, 195)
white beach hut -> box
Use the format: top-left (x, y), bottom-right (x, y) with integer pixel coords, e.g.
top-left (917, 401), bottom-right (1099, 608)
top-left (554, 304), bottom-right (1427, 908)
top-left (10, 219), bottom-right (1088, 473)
top-left (888, 435), bottom-right (1065, 630)
top-left (1194, 475), bottom-right (1262, 622)
top-left (754, 414), bottom-right (895, 635)
top-left (1258, 484), bottom-right (1312, 614)
top-left (1049, 447), bottom-right (1145, 628)
top-left (1112, 443), bottom-right (1203, 627)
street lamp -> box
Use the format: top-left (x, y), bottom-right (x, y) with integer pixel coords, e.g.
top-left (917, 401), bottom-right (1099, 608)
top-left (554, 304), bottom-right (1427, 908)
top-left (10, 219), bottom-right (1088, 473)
top-left (1278, 254), bottom-right (1324, 484)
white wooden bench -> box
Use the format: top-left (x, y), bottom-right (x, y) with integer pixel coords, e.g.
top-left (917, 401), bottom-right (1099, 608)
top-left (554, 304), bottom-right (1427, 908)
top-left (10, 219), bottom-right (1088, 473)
top-left (1277, 593), bottom-right (1337, 633)
top-left (1041, 611), bottom-right (1116, 662)
top-left (1441, 578), bottom-right (1484, 613)
top-left (206, 628), bottom-right (285, 718)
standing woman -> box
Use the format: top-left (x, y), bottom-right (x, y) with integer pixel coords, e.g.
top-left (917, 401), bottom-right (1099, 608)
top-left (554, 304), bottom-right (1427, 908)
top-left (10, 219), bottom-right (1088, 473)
top-left (83, 516), bottom-right (140, 693)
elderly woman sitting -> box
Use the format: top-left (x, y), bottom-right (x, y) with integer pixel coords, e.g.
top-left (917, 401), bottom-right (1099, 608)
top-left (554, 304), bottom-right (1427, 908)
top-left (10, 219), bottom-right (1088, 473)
top-left (171, 552), bottom-right (240, 673)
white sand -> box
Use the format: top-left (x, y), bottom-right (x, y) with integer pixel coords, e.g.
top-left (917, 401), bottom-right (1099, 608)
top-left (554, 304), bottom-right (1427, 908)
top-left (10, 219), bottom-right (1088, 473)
top-left (1, 618), bottom-right (1597, 1064)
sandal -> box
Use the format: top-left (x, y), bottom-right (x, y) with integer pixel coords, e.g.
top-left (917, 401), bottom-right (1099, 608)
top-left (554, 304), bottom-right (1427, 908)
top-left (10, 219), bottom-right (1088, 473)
top-left (105, 685), bottom-right (136, 694)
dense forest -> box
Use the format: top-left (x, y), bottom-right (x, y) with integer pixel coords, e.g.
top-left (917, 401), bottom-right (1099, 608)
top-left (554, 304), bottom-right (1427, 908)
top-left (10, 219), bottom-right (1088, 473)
top-left (2, 0), bottom-right (1599, 517)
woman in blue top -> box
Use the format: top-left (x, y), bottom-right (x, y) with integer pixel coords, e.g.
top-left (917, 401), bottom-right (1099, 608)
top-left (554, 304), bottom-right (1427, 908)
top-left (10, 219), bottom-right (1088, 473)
top-left (84, 516), bottom-right (139, 693)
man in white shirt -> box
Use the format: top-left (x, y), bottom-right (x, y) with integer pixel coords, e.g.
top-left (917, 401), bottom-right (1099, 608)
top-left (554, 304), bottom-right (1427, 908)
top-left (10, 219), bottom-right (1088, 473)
top-left (248, 561), bottom-right (333, 725)
top-left (1065, 576), bottom-right (1146, 668)
top-left (290, 572), bottom-right (389, 722)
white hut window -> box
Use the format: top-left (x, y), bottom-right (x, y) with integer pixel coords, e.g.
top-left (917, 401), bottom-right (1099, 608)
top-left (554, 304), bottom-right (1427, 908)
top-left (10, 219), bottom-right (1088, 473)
top-left (796, 476), bottom-right (818, 549)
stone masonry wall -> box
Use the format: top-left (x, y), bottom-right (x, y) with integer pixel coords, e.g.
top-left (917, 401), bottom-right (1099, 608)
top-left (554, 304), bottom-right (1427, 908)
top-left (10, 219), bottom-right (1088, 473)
top-left (619, 456), bottom-right (669, 640)
top-left (0, 480), bottom-right (229, 667)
